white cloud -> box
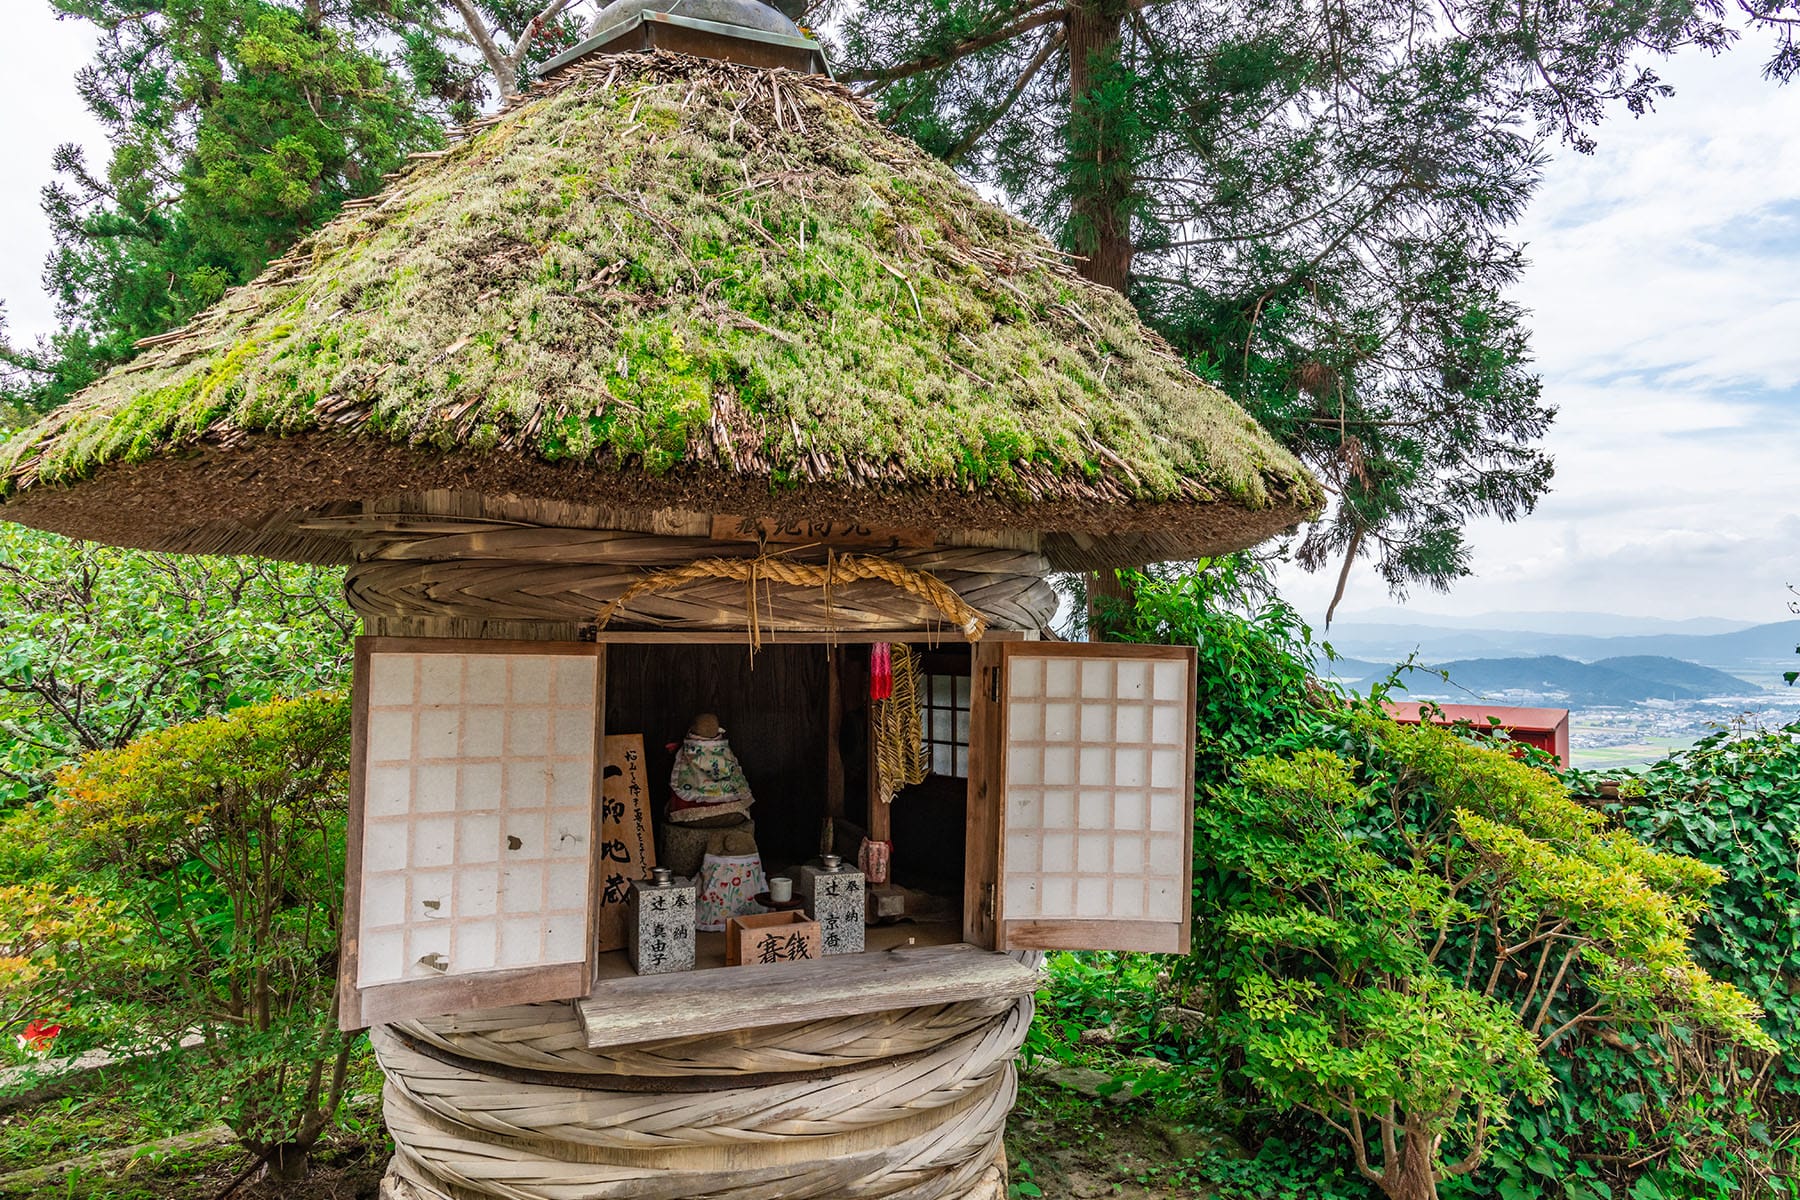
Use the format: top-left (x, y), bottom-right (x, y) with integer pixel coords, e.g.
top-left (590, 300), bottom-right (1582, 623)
top-left (1280, 377), bottom-right (1800, 625)
top-left (0, 8), bottom-right (104, 343)
top-left (1515, 48), bottom-right (1800, 394)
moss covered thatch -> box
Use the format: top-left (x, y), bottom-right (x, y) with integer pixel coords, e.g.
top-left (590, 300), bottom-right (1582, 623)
top-left (0, 53), bottom-right (1320, 569)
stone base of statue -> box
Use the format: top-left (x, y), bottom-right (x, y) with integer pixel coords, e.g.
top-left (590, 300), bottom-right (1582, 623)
top-left (659, 815), bottom-right (757, 877)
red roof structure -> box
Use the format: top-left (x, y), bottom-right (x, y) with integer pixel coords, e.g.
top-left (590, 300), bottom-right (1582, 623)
top-left (1381, 702), bottom-right (1571, 769)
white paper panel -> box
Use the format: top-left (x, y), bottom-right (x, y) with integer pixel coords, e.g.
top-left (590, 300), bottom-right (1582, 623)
top-left (358, 651), bottom-right (596, 988)
top-left (1003, 653), bottom-right (1189, 925)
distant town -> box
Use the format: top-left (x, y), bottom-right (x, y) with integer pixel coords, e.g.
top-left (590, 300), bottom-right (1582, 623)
top-left (1317, 614), bottom-right (1800, 768)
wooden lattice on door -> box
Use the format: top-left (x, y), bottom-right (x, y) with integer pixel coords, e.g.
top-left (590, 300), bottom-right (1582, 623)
top-left (990, 643), bottom-right (1196, 954)
top-left (341, 639), bottom-right (602, 1028)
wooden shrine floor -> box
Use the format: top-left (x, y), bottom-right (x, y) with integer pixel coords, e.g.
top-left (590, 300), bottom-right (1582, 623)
top-left (578, 922), bottom-right (1037, 1049)
top-left (590, 918), bottom-right (965, 983)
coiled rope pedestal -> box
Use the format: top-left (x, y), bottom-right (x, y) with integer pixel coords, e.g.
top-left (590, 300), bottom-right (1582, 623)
top-left (373, 993), bottom-right (1030, 1200)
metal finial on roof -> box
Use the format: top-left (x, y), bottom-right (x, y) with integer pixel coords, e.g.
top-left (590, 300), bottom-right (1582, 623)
top-left (589, 0), bottom-right (802, 39)
top-left (541, 0), bottom-right (830, 77)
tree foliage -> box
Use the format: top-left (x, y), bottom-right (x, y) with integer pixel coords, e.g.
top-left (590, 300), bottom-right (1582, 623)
top-left (838, 0), bottom-right (1790, 600)
top-left (0, 0), bottom-right (595, 418)
top-left (0, 0), bottom-right (442, 415)
top-left (0, 525), bottom-right (356, 802)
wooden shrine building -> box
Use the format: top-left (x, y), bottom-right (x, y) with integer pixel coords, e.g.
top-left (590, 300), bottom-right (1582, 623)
top-left (0, 6), bottom-right (1321, 1196)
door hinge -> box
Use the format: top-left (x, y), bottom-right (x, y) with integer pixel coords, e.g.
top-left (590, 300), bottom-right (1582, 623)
top-left (982, 882), bottom-right (996, 923)
top-left (988, 667), bottom-right (1001, 703)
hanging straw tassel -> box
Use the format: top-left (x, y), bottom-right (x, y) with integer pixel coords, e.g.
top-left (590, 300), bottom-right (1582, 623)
top-left (872, 644), bottom-right (928, 805)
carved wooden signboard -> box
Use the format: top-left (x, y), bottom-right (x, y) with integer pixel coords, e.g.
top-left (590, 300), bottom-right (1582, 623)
top-left (597, 734), bottom-right (656, 952)
top-left (710, 516), bottom-right (935, 550)
top-left (724, 911), bottom-right (823, 966)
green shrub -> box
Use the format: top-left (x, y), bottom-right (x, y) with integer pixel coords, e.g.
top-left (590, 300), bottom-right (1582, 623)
top-left (1081, 563), bottom-right (1783, 1200)
top-left (0, 693), bottom-right (358, 1180)
top-left (1190, 716), bottom-right (1771, 1200)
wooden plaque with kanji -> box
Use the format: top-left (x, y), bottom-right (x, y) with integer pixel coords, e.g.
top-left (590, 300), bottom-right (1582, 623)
top-left (597, 734), bottom-right (657, 952)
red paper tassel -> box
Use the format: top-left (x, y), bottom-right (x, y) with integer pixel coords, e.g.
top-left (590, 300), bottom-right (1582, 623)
top-left (870, 643), bottom-right (894, 701)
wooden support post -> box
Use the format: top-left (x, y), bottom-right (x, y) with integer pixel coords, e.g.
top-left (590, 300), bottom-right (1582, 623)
top-left (826, 647), bottom-right (845, 820)
top-left (963, 640), bottom-right (1003, 949)
top-left (866, 647), bottom-right (892, 846)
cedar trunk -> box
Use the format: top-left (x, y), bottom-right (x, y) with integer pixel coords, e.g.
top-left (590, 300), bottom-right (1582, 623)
top-left (1065, 0), bottom-right (1133, 294)
top-left (1069, 1), bottom-right (1139, 628)
top-left (1086, 568), bottom-right (1135, 641)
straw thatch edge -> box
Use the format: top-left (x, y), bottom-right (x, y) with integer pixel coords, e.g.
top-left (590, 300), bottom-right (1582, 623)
top-left (0, 431), bottom-right (1311, 570)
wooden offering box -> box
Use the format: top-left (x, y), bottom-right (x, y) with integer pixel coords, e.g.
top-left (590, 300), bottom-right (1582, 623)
top-left (725, 910), bottom-right (823, 966)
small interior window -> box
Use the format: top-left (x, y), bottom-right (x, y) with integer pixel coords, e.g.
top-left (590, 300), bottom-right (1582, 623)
top-left (923, 671), bottom-right (972, 778)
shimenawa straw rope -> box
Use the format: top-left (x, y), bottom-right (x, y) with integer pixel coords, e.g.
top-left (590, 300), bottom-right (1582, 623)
top-left (594, 552), bottom-right (989, 646)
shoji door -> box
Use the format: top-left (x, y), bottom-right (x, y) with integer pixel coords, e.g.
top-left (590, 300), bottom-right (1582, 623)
top-left (339, 639), bottom-right (603, 1029)
top-left (971, 643), bottom-right (1196, 954)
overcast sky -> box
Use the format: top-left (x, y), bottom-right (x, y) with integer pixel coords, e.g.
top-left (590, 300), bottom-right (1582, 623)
top-left (1277, 37), bottom-right (1800, 628)
top-left (1, 8), bottom-right (1795, 626)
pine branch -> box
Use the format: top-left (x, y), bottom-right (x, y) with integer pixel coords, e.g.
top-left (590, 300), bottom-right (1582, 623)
top-left (447, 0), bottom-right (576, 95)
top-left (946, 28), bottom-right (1063, 165)
top-left (446, 0), bottom-right (514, 86)
top-left (844, 0), bottom-right (1069, 86)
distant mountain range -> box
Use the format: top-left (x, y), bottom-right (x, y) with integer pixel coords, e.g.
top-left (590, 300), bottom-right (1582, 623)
top-left (1332, 609), bottom-right (1758, 637)
top-left (1321, 618), bottom-right (1800, 688)
top-left (1324, 654), bottom-right (1763, 707)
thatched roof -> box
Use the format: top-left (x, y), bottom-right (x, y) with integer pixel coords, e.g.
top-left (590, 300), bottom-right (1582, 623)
top-left (0, 52), bottom-right (1321, 571)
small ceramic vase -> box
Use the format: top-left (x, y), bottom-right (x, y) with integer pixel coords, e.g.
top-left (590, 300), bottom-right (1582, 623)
top-left (858, 837), bottom-right (892, 885)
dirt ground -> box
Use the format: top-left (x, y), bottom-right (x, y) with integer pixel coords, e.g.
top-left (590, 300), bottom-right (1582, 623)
top-left (0, 1141), bottom-right (387, 1200)
top-left (5, 1073), bottom-right (1230, 1200)
top-left (1005, 1072), bottom-right (1238, 1198)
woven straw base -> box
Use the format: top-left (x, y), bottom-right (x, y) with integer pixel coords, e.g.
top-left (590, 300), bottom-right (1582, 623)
top-left (381, 1145), bottom-right (1008, 1200)
top-left (371, 995), bottom-right (1031, 1200)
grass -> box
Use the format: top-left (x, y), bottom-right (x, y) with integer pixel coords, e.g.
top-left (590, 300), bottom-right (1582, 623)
top-left (0, 1041), bottom-right (387, 1200)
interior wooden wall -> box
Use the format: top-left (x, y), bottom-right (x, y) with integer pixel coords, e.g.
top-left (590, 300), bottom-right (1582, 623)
top-left (605, 643), bottom-right (831, 871)
top-left (605, 641), bottom-right (971, 893)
